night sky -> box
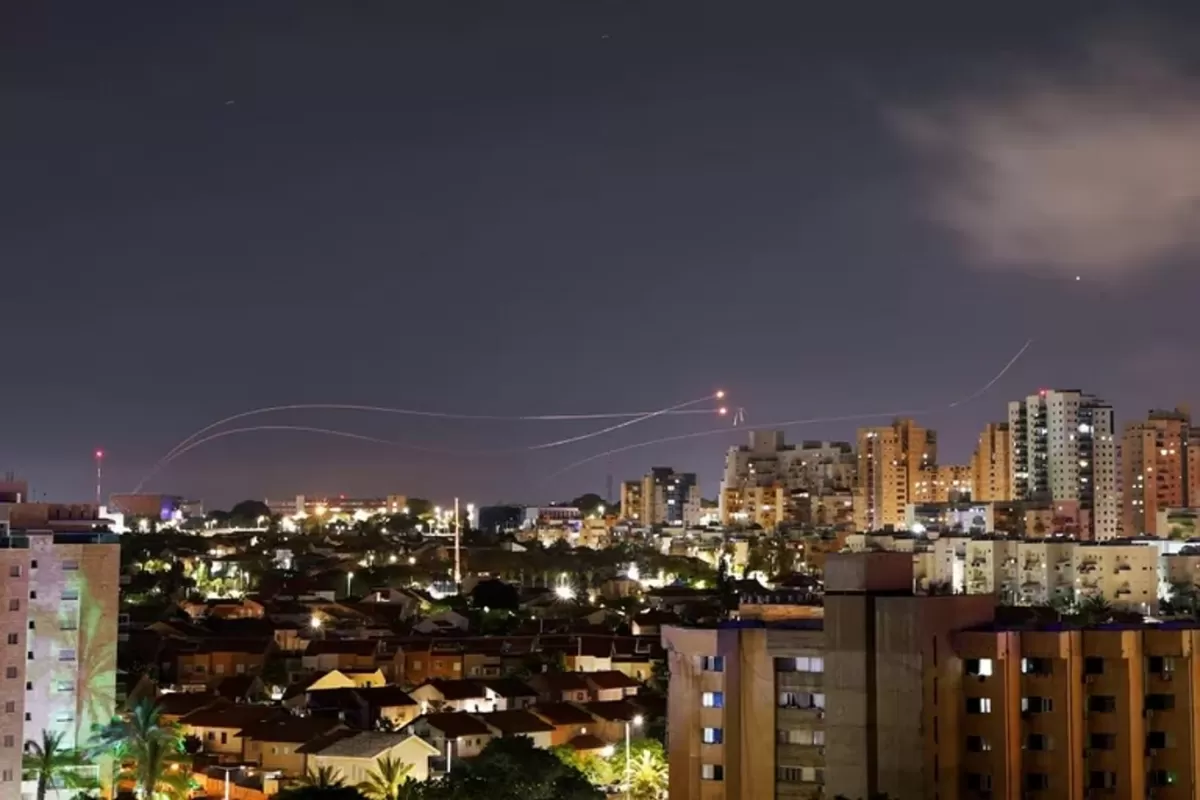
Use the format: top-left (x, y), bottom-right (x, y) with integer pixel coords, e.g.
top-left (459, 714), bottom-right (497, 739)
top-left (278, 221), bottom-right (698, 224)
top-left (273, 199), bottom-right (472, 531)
top-left (5, 1), bottom-right (1200, 508)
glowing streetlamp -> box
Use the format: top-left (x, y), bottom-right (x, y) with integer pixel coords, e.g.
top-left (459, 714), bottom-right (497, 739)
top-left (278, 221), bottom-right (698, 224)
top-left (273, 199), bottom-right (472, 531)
top-left (346, 571), bottom-right (354, 597)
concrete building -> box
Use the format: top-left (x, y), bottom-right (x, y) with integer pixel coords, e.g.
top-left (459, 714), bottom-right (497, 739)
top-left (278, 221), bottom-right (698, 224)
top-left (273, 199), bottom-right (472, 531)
top-left (0, 512), bottom-right (119, 798)
top-left (949, 622), bottom-right (1200, 799)
top-left (1009, 389), bottom-right (1118, 540)
top-left (662, 552), bottom-right (996, 800)
top-left (719, 432), bottom-right (854, 524)
top-left (1122, 407), bottom-right (1199, 537)
top-left (970, 422), bottom-right (1013, 502)
top-left (853, 419), bottom-right (936, 531)
top-left (107, 492), bottom-right (189, 521)
top-left (913, 463), bottom-right (973, 504)
top-left (662, 620), bottom-right (826, 800)
top-left (622, 467), bottom-right (701, 527)
top-left (720, 484), bottom-right (787, 530)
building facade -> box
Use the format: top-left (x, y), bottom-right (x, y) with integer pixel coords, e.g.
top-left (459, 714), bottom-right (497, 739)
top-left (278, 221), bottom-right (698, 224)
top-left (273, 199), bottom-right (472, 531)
top-left (1122, 407), bottom-right (1199, 537)
top-left (0, 516), bottom-right (119, 797)
top-left (1009, 390), bottom-right (1119, 540)
top-left (622, 468), bottom-right (701, 527)
top-left (970, 422), bottom-right (1013, 502)
top-left (853, 419), bottom-right (936, 531)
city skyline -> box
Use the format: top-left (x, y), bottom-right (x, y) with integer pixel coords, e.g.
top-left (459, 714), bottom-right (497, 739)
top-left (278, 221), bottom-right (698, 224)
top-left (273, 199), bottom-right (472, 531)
top-left (6, 2), bottom-right (1200, 505)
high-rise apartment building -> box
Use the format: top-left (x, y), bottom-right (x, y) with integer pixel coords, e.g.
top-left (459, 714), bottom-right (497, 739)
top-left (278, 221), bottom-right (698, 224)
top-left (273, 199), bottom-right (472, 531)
top-left (620, 468), bottom-right (700, 526)
top-left (0, 507), bottom-right (119, 797)
top-left (1009, 390), bottom-right (1118, 540)
top-left (912, 463), bottom-right (972, 504)
top-left (719, 432), bottom-right (854, 525)
top-left (853, 419), bottom-right (936, 531)
top-left (948, 624), bottom-right (1200, 799)
top-left (1122, 407), bottom-right (1199, 537)
top-left (663, 552), bottom-right (996, 800)
top-left (970, 422), bottom-right (1013, 502)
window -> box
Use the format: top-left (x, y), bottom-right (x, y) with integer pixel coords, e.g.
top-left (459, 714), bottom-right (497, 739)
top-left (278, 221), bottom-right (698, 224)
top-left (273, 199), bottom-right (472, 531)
top-left (1025, 773), bottom-right (1050, 790)
top-left (1089, 772), bottom-right (1116, 790)
top-left (775, 656), bottom-right (824, 673)
top-left (7, 566), bottom-right (18, 578)
top-left (28, 591), bottom-right (36, 600)
top-left (1084, 656), bottom-right (1104, 675)
top-left (1021, 657), bottom-right (1051, 676)
top-left (702, 727), bottom-right (723, 744)
top-left (1087, 695), bottom-right (1116, 713)
top-left (2, 736), bottom-right (12, 748)
top-left (700, 656), bottom-right (725, 672)
top-left (1150, 770), bottom-right (1178, 787)
top-left (412, 660), bottom-right (422, 670)
top-left (1, 769), bottom-right (11, 781)
top-left (4, 668), bottom-right (15, 680)
top-left (701, 692), bottom-right (724, 709)
top-left (966, 774), bottom-right (993, 791)
top-left (1148, 656), bottom-right (1174, 676)
top-left (966, 697), bottom-right (992, 714)
top-left (965, 658), bottom-right (994, 677)
top-left (966, 736), bottom-right (991, 752)
top-left (55, 681), bottom-right (74, 693)
top-left (8, 600), bottom-right (18, 612)
top-left (62, 560), bottom-right (78, 571)
top-left (1025, 734), bottom-right (1050, 751)
top-left (700, 764), bottom-right (723, 781)
top-left (59, 649), bottom-right (76, 662)
top-left (30, 560), bottom-right (36, 569)
top-left (1021, 696), bottom-right (1052, 713)
top-left (1146, 731), bottom-right (1169, 749)
top-left (778, 728), bottom-right (824, 745)
top-left (5, 634), bottom-right (16, 645)
top-left (3, 702), bottom-right (13, 713)
top-left (1146, 693), bottom-right (1176, 711)
top-left (1089, 733), bottom-right (1115, 750)
top-left (55, 711), bottom-right (74, 724)
top-left (61, 589), bottom-right (79, 602)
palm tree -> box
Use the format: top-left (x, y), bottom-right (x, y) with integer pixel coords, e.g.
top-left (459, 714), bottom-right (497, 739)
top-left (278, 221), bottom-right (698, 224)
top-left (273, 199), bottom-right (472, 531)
top-left (22, 730), bottom-right (98, 800)
top-left (91, 699), bottom-right (192, 799)
top-left (627, 749), bottom-right (668, 800)
top-left (356, 755), bottom-right (413, 800)
top-left (302, 765), bottom-right (347, 788)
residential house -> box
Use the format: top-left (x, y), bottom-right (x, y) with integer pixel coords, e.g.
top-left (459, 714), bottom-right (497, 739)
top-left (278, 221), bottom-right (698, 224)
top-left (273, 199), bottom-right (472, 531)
top-left (356, 686), bottom-right (420, 729)
top-left (475, 710), bottom-right (555, 749)
top-left (402, 644), bottom-right (465, 685)
top-left (403, 713), bottom-right (493, 760)
top-left (580, 700), bottom-right (644, 743)
top-left (583, 671), bottom-right (641, 701)
top-left (241, 715), bottom-right (346, 776)
top-left (526, 672), bottom-right (593, 704)
top-left (176, 638), bottom-right (272, 689)
top-left (478, 678), bottom-right (539, 710)
top-left (178, 702), bottom-right (278, 761)
top-left (302, 639), bottom-right (380, 672)
top-left (411, 610), bottom-right (469, 634)
top-left (213, 675), bottom-right (267, 703)
top-left (410, 680), bottom-right (493, 714)
top-left (529, 703), bottom-right (599, 747)
top-left (304, 731), bottom-right (441, 784)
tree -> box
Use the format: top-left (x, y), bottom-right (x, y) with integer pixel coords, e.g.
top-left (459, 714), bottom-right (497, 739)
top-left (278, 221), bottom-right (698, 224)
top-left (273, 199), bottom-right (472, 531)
top-left (356, 755), bottom-right (413, 800)
top-left (570, 494), bottom-right (607, 516)
top-left (607, 739), bottom-right (668, 800)
top-left (1076, 593), bottom-right (1114, 625)
top-left (90, 699), bottom-right (192, 799)
top-left (469, 579), bottom-right (520, 611)
top-left (22, 730), bottom-right (97, 800)
top-left (301, 766), bottom-right (348, 788)
top-left (228, 500), bottom-right (272, 525)
top-left (626, 748), bottom-right (669, 800)
top-left (420, 736), bottom-right (602, 800)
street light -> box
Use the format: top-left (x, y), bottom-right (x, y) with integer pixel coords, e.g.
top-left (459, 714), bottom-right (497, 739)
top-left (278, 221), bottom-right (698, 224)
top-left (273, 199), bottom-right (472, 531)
top-left (346, 571), bottom-right (354, 597)
top-left (625, 714), bottom-right (644, 800)
top-left (212, 765), bottom-right (241, 800)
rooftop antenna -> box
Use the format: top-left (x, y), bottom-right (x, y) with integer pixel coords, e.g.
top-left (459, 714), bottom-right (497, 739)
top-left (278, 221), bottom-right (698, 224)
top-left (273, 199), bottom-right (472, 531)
top-left (94, 450), bottom-right (104, 506)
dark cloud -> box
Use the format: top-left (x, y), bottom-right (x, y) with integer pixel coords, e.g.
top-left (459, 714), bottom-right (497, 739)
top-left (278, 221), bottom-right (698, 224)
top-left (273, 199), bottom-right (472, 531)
top-left (893, 38), bottom-right (1200, 277)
